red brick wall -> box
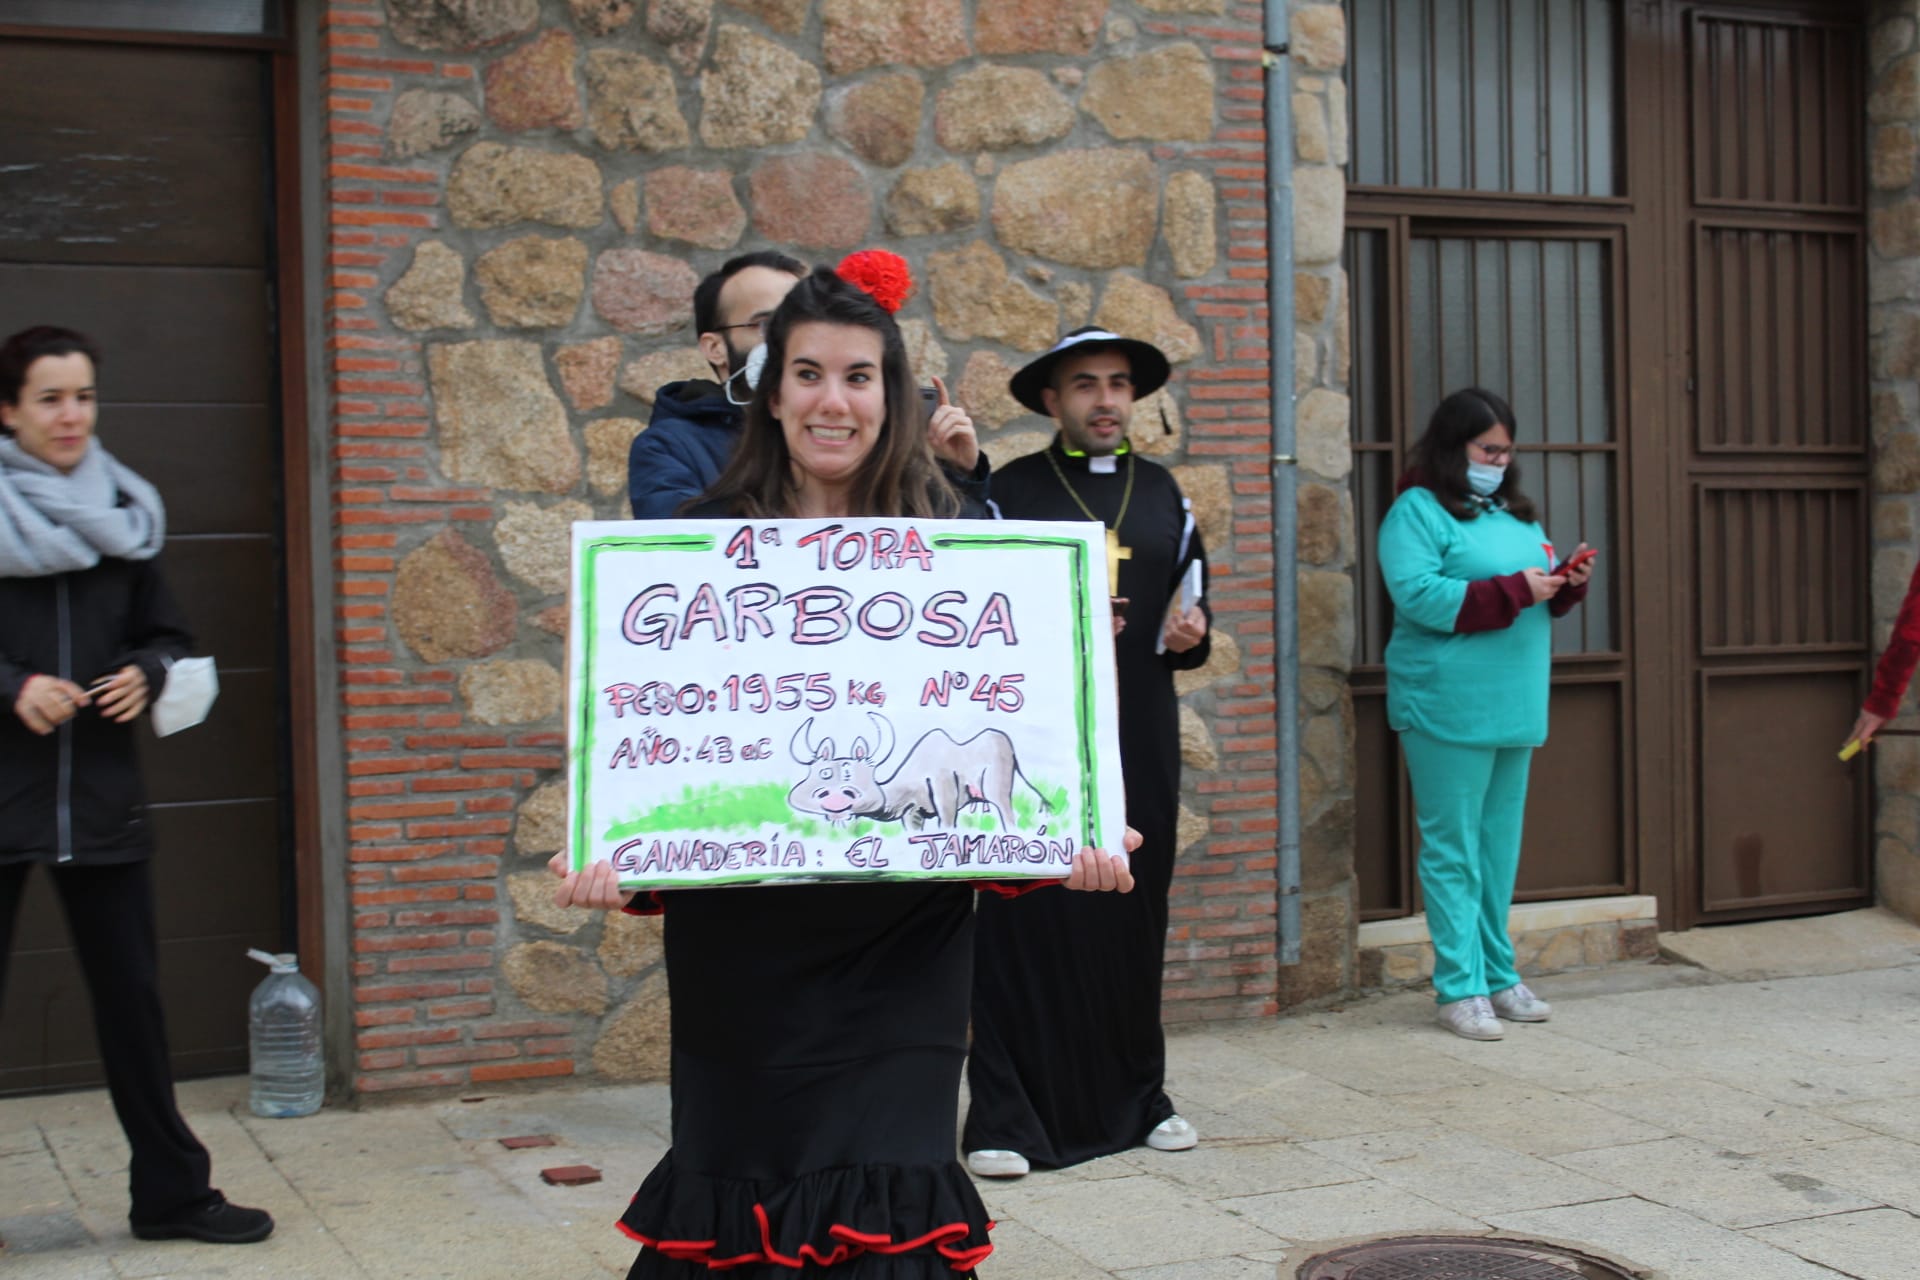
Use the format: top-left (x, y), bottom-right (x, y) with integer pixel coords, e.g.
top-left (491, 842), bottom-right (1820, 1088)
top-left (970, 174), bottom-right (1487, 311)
top-left (1147, 11), bottom-right (1282, 1020)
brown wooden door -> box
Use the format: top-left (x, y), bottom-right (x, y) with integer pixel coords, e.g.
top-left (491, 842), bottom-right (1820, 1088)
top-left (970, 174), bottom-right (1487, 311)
top-left (0, 37), bottom-right (292, 1089)
top-left (1673, 4), bottom-right (1873, 923)
top-left (1345, 0), bottom-right (1640, 919)
top-left (1344, 0), bottom-right (1872, 928)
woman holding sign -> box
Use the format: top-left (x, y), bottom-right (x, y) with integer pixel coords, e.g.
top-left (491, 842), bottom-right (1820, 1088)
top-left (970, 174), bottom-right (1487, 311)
top-left (554, 258), bottom-right (1138, 1279)
top-left (1377, 388), bottom-right (1590, 1042)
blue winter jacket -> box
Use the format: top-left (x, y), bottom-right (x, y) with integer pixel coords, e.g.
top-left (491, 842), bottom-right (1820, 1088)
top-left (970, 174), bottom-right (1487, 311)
top-left (627, 379), bottom-right (740, 519)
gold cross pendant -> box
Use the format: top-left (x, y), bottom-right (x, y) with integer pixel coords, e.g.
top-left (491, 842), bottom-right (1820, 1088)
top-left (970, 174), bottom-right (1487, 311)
top-left (1106, 527), bottom-right (1132, 595)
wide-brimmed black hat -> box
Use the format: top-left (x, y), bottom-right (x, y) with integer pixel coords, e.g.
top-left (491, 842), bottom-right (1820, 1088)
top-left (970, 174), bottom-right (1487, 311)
top-left (1008, 326), bottom-right (1172, 417)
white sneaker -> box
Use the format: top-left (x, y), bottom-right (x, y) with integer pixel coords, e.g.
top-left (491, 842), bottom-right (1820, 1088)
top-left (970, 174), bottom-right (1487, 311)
top-left (1145, 1115), bottom-right (1198, 1151)
top-left (965, 1149), bottom-right (1029, 1178)
top-left (1437, 996), bottom-right (1504, 1041)
top-left (1489, 982), bottom-right (1552, 1022)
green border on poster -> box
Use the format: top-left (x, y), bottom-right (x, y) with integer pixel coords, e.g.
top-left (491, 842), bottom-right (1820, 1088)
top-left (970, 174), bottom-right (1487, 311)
top-left (569, 528), bottom-right (1104, 880)
top-left (571, 534), bottom-right (716, 871)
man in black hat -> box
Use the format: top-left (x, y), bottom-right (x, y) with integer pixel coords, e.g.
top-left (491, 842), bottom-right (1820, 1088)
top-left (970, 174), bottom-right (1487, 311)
top-left (965, 326), bottom-right (1211, 1179)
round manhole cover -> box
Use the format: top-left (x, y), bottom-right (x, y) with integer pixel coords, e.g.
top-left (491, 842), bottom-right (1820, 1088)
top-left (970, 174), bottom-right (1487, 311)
top-left (1297, 1236), bottom-right (1639, 1280)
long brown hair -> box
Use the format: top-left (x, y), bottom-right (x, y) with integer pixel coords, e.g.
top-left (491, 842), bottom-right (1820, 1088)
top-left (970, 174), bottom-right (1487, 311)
top-left (697, 266), bottom-right (961, 519)
top-left (1403, 386), bottom-right (1537, 524)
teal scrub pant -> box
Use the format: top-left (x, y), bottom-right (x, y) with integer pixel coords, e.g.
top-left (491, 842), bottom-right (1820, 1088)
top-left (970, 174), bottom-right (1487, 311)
top-left (1399, 730), bottom-right (1532, 1005)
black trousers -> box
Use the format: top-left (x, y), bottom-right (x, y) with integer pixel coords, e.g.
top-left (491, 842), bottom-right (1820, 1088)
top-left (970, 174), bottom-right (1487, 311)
top-left (0, 859), bottom-right (213, 1224)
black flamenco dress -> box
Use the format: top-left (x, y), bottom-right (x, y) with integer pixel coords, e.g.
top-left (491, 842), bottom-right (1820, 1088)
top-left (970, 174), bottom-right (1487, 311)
top-left (618, 880), bottom-right (1028, 1278)
top-left (617, 492), bottom-right (1032, 1277)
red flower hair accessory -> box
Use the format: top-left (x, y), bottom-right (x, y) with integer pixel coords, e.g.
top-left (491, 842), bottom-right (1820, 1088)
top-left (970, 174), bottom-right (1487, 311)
top-left (835, 249), bottom-right (914, 314)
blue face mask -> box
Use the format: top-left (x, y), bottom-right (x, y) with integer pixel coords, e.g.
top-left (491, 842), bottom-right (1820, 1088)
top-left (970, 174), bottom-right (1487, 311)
top-left (1466, 460), bottom-right (1506, 497)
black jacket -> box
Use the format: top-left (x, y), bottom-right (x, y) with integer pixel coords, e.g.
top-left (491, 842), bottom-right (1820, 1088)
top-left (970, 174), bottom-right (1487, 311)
top-left (0, 556), bottom-right (193, 865)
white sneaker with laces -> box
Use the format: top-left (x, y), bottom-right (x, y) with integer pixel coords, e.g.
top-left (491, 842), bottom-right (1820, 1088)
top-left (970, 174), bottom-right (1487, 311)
top-left (1437, 995), bottom-right (1504, 1041)
top-left (1489, 982), bottom-right (1552, 1022)
top-left (965, 1149), bottom-right (1029, 1178)
top-left (1145, 1114), bottom-right (1198, 1151)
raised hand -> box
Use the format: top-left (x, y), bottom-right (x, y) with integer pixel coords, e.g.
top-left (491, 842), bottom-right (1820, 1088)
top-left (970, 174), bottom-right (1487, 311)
top-left (925, 376), bottom-right (980, 472)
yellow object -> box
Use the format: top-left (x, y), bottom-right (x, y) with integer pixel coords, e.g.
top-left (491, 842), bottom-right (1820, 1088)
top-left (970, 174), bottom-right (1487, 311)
top-left (1839, 739), bottom-right (1863, 762)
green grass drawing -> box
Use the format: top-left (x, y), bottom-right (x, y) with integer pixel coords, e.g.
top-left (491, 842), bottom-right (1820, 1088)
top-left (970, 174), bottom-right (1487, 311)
top-left (606, 777), bottom-right (1074, 842)
top-left (956, 779), bottom-right (1072, 831)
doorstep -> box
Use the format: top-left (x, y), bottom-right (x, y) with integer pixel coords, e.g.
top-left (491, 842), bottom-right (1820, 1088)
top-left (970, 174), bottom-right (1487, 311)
top-left (1356, 895), bottom-right (1660, 990)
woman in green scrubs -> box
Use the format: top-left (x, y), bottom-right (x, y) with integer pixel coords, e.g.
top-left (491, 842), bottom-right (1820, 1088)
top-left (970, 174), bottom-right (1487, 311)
top-left (1378, 388), bottom-right (1592, 1041)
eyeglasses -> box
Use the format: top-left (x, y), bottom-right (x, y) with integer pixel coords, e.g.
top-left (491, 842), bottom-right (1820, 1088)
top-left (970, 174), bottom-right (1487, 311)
top-left (1469, 441), bottom-right (1513, 463)
top-left (713, 315), bottom-right (771, 336)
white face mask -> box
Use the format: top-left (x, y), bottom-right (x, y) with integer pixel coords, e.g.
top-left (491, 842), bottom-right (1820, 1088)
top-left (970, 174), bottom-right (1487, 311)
top-left (1466, 460), bottom-right (1506, 497)
top-left (723, 342), bottom-right (769, 407)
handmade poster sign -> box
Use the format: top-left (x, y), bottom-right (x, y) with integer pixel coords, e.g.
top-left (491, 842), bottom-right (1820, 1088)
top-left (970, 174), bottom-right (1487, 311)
top-left (567, 518), bottom-right (1128, 890)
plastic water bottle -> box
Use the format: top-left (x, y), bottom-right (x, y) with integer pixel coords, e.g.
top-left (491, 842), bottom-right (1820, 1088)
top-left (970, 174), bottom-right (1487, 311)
top-left (246, 949), bottom-right (324, 1118)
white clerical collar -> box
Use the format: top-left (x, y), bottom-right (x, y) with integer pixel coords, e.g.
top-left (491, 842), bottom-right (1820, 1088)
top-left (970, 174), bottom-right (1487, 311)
top-left (1089, 455), bottom-right (1118, 474)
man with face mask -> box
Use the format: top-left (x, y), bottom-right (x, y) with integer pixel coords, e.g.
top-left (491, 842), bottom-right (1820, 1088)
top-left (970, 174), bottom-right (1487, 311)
top-left (627, 252), bottom-right (807, 519)
top-left (963, 328), bottom-right (1211, 1178)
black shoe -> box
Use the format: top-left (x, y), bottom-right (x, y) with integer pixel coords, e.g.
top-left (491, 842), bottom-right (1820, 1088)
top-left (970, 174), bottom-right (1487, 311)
top-left (131, 1193), bottom-right (274, 1244)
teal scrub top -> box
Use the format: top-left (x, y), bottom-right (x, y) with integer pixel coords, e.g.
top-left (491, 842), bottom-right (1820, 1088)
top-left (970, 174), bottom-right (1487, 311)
top-left (1378, 485), bottom-right (1557, 749)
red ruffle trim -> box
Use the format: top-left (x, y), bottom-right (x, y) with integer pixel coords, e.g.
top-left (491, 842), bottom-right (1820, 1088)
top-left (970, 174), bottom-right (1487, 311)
top-left (619, 1208), bottom-right (994, 1271)
top-left (617, 1156), bottom-right (992, 1273)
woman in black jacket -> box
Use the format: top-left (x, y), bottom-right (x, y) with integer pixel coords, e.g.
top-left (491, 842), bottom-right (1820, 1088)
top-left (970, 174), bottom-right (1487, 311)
top-left (0, 326), bottom-right (272, 1245)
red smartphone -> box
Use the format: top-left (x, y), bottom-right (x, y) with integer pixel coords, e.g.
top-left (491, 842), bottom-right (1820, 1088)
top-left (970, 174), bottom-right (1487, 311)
top-left (1555, 547), bottom-right (1597, 577)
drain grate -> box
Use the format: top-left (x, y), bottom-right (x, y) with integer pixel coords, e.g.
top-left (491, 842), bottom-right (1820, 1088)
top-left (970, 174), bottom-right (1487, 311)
top-left (1297, 1235), bottom-right (1640, 1280)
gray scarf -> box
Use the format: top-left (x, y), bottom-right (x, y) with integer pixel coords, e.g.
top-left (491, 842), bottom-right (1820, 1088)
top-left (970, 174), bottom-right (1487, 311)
top-left (0, 437), bottom-right (166, 577)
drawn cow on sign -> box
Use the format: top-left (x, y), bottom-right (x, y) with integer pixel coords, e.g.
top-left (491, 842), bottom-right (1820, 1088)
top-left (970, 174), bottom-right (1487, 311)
top-left (786, 712), bottom-right (1046, 832)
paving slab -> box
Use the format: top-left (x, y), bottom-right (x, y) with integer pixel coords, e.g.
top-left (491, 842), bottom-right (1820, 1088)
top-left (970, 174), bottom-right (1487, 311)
top-left (1158, 1069), bottom-right (1407, 1144)
top-left (1422, 1023), bottom-right (1682, 1091)
top-left (975, 1218), bottom-right (1114, 1280)
top-left (0, 1207), bottom-right (92, 1253)
top-left (984, 1172), bottom-right (1288, 1270)
top-left (1490, 1196), bottom-right (1851, 1280)
top-left (1745, 1207), bottom-right (1920, 1280)
top-left (1389, 1079), bottom-right (1668, 1158)
top-left (1303, 1126), bottom-right (1619, 1218)
top-left (0, 1145), bottom-right (77, 1219)
top-left (1214, 1179), bottom-right (1482, 1243)
top-left (0, 1254), bottom-right (118, 1279)
top-left (1115, 1257), bottom-right (1280, 1280)
top-left (1554, 1137), bottom-right (1881, 1230)
top-left (1660, 907), bottom-right (1920, 980)
top-left (1110, 1139), bottom-right (1364, 1200)
top-left (1771, 1136), bottom-right (1920, 1217)
top-left (1252, 1026), bottom-right (1514, 1097)
top-left (1581, 1077), bottom-right (1876, 1155)
top-left (1820, 1094), bottom-right (1920, 1144)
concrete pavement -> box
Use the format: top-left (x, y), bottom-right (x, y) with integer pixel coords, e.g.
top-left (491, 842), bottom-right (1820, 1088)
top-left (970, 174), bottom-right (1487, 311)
top-left (3, 908), bottom-right (1917, 1279)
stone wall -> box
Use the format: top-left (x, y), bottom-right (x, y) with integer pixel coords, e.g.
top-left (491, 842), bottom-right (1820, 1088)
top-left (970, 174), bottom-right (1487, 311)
top-left (1281, 2), bottom-right (1357, 1004)
top-left (318, 0), bottom-right (1293, 1095)
top-left (1870, 0), bottom-right (1920, 925)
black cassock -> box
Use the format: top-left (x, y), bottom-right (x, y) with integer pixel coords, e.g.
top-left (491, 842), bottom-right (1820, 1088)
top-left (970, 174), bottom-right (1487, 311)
top-left (965, 439), bottom-right (1211, 1168)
